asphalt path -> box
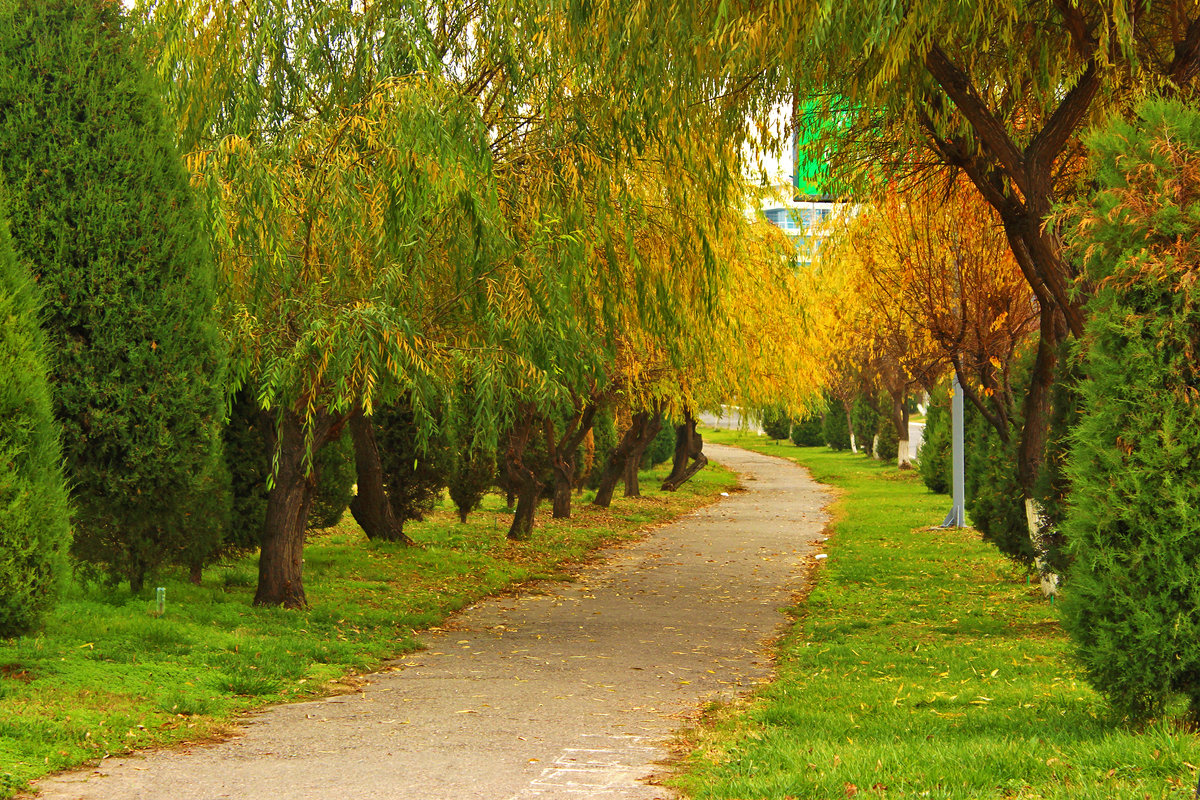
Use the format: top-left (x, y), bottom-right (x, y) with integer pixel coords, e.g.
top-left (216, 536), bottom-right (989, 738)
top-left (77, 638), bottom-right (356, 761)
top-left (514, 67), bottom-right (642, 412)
top-left (30, 443), bottom-right (831, 800)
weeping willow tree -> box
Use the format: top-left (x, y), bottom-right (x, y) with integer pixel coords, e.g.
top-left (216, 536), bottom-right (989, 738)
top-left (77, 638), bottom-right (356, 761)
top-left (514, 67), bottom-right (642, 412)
top-left (140, 0), bottom-right (755, 599)
top-left (138, 0), bottom-right (523, 606)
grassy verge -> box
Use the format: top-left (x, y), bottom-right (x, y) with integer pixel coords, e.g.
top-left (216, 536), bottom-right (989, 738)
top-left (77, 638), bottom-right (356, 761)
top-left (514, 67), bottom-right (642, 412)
top-left (681, 429), bottom-right (1199, 799)
top-left (0, 462), bottom-right (736, 797)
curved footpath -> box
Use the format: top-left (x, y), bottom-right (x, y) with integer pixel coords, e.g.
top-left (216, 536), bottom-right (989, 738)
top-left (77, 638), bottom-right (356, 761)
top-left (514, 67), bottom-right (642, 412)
top-left (30, 444), bottom-right (831, 800)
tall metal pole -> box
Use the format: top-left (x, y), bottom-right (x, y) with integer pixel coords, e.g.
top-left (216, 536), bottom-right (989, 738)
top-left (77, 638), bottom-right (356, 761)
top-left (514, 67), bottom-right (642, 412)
top-left (940, 373), bottom-right (966, 528)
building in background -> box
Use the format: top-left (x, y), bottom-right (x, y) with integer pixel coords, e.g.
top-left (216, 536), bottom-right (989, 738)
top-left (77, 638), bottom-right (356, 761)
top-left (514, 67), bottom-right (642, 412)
top-left (758, 98), bottom-right (848, 265)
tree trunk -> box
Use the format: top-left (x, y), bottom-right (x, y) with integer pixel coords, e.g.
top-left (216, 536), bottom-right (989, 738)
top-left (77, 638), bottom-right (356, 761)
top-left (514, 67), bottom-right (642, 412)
top-left (509, 481), bottom-right (538, 541)
top-left (593, 407), bottom-right (660, 508)
top-left (844, 402), bottom-right (857, 453)
top-left (623, 411), bottom-right (662, 498)
top-left (1016, 305), bottom-right (1068, 595)
top-left (661, 410), bottom-right (708, 491)
top-left (577, 428), bottom-right (596, 494)
top-left (129, 564), bottom-right (146, 595)
top-left (892, 392), bottom-right (912, 469)
top-left (549, 403), bottom-right (597, 519)
top-left (254, 408), bottom-right (344, 608)
top-left (505, 414), bottom-right (539, 541)
top-left (189, 562), bottom-right (203, 586)
top-left (347, 408), bottom-right (414, 545)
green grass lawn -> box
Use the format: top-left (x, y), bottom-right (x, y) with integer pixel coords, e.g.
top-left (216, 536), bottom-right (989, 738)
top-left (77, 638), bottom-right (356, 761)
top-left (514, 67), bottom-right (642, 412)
top-left (0, 463), bottom-right (735, 797)
top-left (679, 429), bottom-right (1199, 799)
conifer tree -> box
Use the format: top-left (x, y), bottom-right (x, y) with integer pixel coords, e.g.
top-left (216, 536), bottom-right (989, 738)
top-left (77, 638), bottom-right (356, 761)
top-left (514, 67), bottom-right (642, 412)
top-left (0, 0), bottom-right (229, 592)
top-left (1061, 100), bottom-right (1200, 720)
top-left (0, 203), bottom-right (71, 636)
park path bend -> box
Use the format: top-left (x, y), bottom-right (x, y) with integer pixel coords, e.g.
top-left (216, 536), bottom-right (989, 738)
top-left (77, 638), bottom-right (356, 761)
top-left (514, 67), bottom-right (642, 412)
top-left (31, 443), bottom-right (830, 800)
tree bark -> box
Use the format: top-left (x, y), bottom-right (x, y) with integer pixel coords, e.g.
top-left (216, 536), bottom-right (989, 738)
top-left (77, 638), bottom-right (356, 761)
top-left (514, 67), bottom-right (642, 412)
top-left (623, 411), bottom-right (662, 498)
top-left (505, 413), bottom-right (539, 541)
top-left (348, 408), bottom-right (414, 545)
top-left (549, 402), bottom-right (597, 519)
top-left (592, 406), bottom-right (661, 508)
top-left (661, 410), bottom-right (708, 491)
top-left (891, 392), bottom-right (912, 469)
top-left (254, 408), bottom-right (346, 608)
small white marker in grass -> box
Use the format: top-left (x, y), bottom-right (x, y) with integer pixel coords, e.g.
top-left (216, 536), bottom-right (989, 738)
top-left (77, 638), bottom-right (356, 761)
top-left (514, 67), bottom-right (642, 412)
top-left (815, 554), bottom-right (828, 560)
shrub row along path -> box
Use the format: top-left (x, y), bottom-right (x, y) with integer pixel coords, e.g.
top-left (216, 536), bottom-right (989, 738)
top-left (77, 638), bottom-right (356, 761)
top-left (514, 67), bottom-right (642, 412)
top-left (31, 444), bottom-right (830, 800)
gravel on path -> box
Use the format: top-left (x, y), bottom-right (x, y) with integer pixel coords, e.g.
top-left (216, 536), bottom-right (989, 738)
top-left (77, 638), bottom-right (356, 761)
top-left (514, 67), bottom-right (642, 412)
top-left (29, 443), bottom-right (830, 800)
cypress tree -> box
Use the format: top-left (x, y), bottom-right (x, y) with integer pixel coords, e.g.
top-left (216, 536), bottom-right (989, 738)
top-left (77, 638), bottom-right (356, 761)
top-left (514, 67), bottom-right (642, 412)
top-left (0, 203), bottom-right (71, 636)
top-left (1061, 100), bottom-right (1200, 720)
top-left (0, 0), bottom-right (229, 592)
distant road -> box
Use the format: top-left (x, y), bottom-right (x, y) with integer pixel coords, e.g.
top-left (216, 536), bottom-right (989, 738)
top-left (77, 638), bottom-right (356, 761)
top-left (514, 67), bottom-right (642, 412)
top-left (698, 406), bottom-right (760, 434)
top-left (699, 409), bottom-right (926, 464)
top-left (909, 421), bottom-right (925, 461)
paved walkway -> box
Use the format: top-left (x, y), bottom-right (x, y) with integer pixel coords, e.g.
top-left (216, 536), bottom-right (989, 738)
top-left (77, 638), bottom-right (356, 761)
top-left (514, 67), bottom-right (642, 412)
top-left (30, 444), bottom-right (831, 800)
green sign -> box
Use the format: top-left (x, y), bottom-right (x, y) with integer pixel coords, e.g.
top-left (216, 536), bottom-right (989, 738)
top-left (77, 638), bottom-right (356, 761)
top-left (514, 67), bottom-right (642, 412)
top-left (793, 98), bottom-right (851, 201)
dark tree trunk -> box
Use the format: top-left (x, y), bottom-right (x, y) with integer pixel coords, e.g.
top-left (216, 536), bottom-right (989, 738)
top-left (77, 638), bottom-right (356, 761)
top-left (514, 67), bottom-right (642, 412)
top-left (661, 410), bottom-right (708, 491)
top-left (129, 564), bottom-right (145, 595)
top-left (347, 408), bottom-right (414, 545)
top-left (254, 408), bottom-right (344, 608)
top-left (593, 409), bottom-right (659, 508)
top-left (549, 402), bottom-right (597, 519)
top-left (622, 409), bottom-right (663, 498)
top-left (509, 480), bottom-right (539, 541)
top-left (505, 413), bottom-right (539, 541)
top-left (189, 562), bottom-right (203, 586)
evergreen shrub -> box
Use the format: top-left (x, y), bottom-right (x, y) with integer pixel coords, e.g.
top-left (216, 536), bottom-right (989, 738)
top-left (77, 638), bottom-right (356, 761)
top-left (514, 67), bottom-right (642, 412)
top-left (221, 390), bottom-right (357, 554)
top-left (790, 414), bottom-right (823, 447)
top-left (0, 0), bottom-right (229, 591)
top-left (964, 415), bottom-right (1033, 566)
top-left (375, 396), bottom-right (451, 526)
top-left (641, 418), bottom-right (676, 468)
top-left (1061, 100), bottom-right (1200, 720)
top-left (761, 406), bottom-right (792, 441)
top-left (822, 402), bottom-right (852, 451)
top-left (874, 416), bottom-right (899, 462)
top-left (917, 383), bottom-right (951, 494)
top-left (447, 402), bottom-right (495, 523)
top-left (0, 207), bottom-right (71, 636)
top-left (586, 404), bottom-right (618, 488)
top-left (851, 397), bottom-right (881, 456)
